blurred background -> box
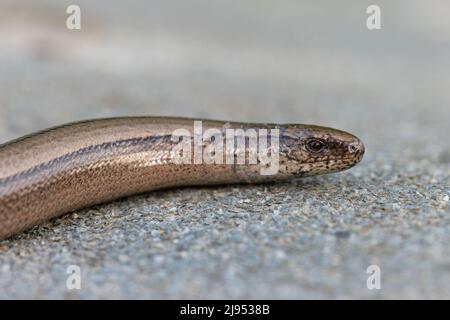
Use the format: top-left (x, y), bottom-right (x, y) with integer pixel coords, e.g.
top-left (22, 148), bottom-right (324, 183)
top-left (0, 0), bottom-right (449, 299)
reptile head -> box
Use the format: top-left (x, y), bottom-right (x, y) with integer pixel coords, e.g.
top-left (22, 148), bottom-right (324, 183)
top-left (279, 124), bottom-right (365, 177)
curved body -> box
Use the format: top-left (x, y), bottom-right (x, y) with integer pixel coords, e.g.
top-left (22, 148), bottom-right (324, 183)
top-left (0, 117), bottom-right (364, 239)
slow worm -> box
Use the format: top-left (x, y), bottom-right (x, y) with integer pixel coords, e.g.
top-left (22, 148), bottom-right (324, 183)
top-left (0, 117), bottom-right (364, 239)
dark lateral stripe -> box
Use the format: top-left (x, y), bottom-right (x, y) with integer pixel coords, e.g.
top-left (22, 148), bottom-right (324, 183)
top-left (0, 134), bottom-right (175, 187)
top-left (0, 130), bottom-right (284, 188)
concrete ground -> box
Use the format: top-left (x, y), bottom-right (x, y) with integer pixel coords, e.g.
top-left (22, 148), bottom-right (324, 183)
top-left (0, 0), bottom-right (449, 299)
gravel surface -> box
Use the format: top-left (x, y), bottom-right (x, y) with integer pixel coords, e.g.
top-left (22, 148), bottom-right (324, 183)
top-left (0, 0), bottom-right (449, 299)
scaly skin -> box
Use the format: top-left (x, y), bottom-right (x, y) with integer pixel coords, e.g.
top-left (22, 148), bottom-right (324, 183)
top-left (0, 117), bottom-right (364, 239)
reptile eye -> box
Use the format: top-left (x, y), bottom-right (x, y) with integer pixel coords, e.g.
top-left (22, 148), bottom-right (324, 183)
top-left (306, 139), bottom-right (326, 153)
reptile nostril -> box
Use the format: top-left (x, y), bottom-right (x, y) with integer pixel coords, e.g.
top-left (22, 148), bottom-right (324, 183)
top-left (348, 139), bottom-right (365, 155)
top-left (348, 142), bottom-right (359, 154)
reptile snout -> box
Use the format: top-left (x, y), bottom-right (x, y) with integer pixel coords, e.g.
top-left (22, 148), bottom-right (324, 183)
top-left (348, 139), bottom-right (364, 156)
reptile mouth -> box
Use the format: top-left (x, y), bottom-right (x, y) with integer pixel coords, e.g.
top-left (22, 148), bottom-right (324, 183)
top-left (311, 152), bottom-right (364, 170)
